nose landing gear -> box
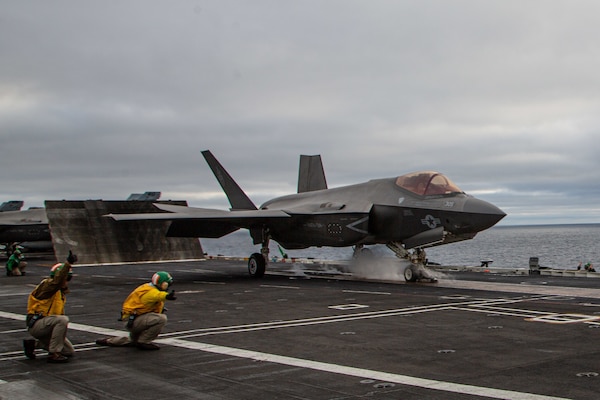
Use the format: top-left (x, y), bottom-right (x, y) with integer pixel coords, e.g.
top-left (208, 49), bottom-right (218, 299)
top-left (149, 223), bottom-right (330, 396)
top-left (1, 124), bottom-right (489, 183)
top-left (386, 242), bottom-right (437, 283)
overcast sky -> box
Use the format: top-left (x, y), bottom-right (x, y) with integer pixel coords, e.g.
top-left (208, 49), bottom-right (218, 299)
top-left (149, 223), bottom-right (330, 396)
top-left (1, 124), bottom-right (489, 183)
top-left (2, 1), bottom-right (599, 226)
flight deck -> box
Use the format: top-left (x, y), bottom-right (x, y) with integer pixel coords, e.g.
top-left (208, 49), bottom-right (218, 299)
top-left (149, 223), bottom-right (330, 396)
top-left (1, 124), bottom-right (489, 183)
top-left (2, 256), bottom-right (600, 399)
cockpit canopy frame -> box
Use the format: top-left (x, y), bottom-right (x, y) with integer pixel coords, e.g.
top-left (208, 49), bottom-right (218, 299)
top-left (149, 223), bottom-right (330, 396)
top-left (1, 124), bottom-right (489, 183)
top-left (395, 171), bottom-right (464, 196)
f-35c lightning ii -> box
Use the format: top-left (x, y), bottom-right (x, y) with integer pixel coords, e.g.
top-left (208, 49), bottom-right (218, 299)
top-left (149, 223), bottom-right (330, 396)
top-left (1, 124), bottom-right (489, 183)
top-left (108, 151), bottom-right (506, 282)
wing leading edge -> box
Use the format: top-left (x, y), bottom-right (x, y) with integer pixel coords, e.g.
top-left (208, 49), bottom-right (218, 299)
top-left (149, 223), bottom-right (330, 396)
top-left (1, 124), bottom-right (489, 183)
top-left (107, 201), bottom-right (369, 239)
top-left (106, 204), bottom-right (291, 238)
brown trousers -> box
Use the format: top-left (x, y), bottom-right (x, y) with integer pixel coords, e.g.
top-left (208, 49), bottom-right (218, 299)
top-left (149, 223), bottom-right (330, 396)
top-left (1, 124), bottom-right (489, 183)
top-left (106, 312), bottom-right (167, 346)
top-left (28, 315), bottom-right (74, 356)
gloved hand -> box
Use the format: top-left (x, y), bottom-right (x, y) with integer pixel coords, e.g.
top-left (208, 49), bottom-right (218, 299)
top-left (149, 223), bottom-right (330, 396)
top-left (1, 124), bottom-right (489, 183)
top-left (166, 290), bottom-right (177, 300)
top-left (67, 250), bottom-right (78, 264)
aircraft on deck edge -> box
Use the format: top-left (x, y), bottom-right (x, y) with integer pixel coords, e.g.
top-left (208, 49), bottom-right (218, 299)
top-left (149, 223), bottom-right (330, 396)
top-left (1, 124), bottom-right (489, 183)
top-left (0, 192), bottom-right (162, 255)
top-left (108, 150), bottom-right (506, 282)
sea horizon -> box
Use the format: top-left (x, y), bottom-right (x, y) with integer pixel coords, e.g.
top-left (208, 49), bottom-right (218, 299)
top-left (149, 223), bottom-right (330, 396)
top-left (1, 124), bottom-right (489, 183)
top-left (201, 223), bottom-right (600, 270)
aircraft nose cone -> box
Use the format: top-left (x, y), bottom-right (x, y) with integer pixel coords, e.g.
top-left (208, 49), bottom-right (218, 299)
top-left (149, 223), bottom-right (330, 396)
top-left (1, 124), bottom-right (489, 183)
top-left (464, 197), bottom-right (506, 231)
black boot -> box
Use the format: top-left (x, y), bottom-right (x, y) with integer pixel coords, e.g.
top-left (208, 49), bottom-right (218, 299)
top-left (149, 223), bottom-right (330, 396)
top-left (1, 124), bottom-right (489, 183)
top-left (47, 352), bottom-right (69, 363)
top-left (23, 339), bottom-right (36, 359)
top-left (137, 342), bottom-right (160, 350)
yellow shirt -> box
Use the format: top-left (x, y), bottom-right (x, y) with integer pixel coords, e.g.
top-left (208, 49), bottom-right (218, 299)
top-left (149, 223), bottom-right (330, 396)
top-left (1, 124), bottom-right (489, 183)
top-left (27, 289), bottom-right (66, 316)
top-left (26, 263), bottom-right (71, 316)
top-left (121, 283), bottom-right (167, 318)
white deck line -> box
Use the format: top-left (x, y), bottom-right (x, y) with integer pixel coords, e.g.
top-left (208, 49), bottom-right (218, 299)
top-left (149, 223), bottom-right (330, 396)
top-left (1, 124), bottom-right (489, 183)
top-left (0, 310), bottom-right (569, 400)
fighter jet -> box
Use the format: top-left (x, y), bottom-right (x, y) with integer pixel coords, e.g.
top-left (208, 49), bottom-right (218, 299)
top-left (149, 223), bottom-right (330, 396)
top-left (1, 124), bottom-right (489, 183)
top-left (108, 151), bottom-right (506, 281)
top-left (0, 207), bottom-right (49, 243)
top-left (0, 192), bottom-right (162, 254)
top-left (0, 201), bottom-right (44, 252)
top-left (0, 207), bottom-right (51, 255)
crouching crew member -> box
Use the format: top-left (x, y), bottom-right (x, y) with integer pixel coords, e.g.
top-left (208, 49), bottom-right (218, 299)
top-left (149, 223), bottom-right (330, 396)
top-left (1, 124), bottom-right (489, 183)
top-left (96, 271), bottom-right (176, 350)
top-left (6, 248), bottom-right (27, 276)
top-left (24, 251), bottom-right (77, 363)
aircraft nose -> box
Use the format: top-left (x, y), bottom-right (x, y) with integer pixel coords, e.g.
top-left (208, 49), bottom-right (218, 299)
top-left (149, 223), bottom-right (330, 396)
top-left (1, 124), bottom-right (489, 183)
top-left (463, 197), bottom-right (506, 231)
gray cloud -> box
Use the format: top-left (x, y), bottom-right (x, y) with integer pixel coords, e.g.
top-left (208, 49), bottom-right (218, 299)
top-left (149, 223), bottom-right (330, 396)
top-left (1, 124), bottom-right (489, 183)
top-left (2, 1), bottom-right (600, 225)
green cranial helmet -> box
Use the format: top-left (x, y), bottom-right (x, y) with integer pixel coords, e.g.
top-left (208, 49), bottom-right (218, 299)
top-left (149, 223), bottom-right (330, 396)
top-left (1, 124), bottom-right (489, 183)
top-left (151, 271), bottom-right (173, 289)
top-left (50, 263), bottom-right (73, 280)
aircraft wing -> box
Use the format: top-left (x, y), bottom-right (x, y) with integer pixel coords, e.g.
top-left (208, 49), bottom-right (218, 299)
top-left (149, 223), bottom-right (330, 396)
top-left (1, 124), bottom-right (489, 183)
top-left (108, 202), bottom-right (367, 220)
top-left (157, 203), bottom-right (290, 218)
top-left (106, 204), bottom-right (291, 238)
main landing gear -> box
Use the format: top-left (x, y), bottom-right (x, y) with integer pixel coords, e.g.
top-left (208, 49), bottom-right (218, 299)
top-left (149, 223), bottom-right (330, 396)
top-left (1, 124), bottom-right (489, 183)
top-left (386, 242), bottom-right (437, 283)
top-left (247, 232), bottom-right (270, 278)
top-left (248, 253), bottom-right (266, 278)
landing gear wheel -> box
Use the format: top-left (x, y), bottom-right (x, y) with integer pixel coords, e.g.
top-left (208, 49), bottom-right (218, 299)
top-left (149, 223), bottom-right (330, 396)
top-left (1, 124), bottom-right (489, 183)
top-left (248, 253), bottom-right (266, 278)
top-left (404, 265), bottom-right (418, 282)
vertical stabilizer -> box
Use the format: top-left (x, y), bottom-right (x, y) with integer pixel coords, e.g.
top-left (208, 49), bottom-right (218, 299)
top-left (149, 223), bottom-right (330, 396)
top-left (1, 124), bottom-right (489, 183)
top-left (201, 150), bottom-right (257, 211)
top-left (298, 155), bottom-right (327, 193)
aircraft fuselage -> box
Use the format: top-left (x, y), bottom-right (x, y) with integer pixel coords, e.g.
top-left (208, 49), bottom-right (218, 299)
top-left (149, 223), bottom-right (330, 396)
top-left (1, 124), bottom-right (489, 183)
top-left (0, 208), bottom-right (50, 243)
top-left (0, 225), bottom-right (51, 243)
top-left (260, 178), bottom-right (504, 249)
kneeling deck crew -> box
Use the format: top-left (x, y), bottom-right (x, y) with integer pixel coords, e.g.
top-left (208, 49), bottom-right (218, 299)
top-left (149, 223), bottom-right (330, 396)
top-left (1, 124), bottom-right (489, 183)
top-left (24, 251), bottom-right (77, 363)
top-left (96, 271), bottom-right (176, 350)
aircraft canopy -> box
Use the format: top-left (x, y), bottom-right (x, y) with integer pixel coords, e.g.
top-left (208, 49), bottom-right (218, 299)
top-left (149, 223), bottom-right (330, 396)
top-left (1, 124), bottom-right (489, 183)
top-left (395, 171), bottom-right (463, 196)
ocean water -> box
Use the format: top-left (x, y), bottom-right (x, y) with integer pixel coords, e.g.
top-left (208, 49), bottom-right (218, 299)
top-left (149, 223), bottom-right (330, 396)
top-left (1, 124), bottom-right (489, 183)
top-left (200, 224), bottom-right (600, 270)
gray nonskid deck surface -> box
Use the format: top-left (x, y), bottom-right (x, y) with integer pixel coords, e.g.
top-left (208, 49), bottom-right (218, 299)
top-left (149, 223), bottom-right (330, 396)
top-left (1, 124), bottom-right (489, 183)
top-left (2, 257), bottom-right (600, 399)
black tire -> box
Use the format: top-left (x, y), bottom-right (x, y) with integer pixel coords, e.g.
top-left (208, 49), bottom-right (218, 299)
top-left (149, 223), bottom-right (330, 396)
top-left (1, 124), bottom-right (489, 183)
top-left (404, 265), bottom-right (418, 282)
top-left (248, 253), bottom-right (266, 278)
